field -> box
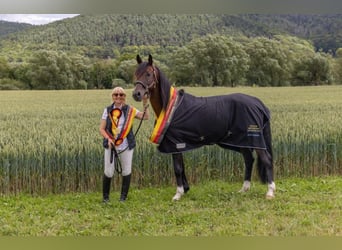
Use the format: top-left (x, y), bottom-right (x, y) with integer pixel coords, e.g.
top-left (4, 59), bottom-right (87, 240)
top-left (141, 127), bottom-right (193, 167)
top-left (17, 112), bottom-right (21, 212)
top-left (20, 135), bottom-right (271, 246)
top-left (0, 86), bottom-right (341, 236)
top-left (0, 86), bottom-right (341, 194)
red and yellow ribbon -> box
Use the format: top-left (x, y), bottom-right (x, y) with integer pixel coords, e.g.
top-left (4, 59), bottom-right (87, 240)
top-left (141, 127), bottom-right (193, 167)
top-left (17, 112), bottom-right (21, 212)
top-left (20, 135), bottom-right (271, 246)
top-left (115, 106), bottom-right (137, 146)
top-left (108, 106), bottom-right (137, 146)
top-left (150, 87), bottom-right (178, 144)
top-left (109, 108), bottom-right (122, 139)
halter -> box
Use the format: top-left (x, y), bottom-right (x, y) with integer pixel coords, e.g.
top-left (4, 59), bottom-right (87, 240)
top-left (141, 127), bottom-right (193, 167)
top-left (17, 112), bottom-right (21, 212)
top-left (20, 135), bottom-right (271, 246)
top-left (135, 66), bottom-right (158, 98)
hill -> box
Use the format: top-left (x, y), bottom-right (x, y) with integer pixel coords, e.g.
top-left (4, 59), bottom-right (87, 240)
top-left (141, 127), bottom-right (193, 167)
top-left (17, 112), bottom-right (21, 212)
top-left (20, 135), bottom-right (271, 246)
top-left (0, 20), bottom-right (32, 37)
top-left (1, 14), bottom-right (342, 55)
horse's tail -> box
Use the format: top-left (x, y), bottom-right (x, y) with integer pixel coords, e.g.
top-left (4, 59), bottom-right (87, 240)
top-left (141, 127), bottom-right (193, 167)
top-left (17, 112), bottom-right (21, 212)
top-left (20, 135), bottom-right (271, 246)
top-left (263, 121), bottom-right (273, 159)
top-left (257, 121), bottom-right (273, 184)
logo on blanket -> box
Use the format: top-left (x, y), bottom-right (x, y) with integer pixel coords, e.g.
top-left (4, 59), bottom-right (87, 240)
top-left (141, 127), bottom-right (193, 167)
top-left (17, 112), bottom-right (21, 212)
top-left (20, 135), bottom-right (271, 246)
top-left (176, 143), bottom-right (186, 149)
top-left (247, 125), bottom-right (261, 137)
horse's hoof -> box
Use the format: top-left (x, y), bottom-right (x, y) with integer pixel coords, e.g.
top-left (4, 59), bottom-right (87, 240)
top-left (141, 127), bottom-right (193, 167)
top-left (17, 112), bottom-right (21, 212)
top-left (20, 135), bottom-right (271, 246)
top-left (172, 196), bottom-right (181, 201)
top-left (239, 181), bottom-right (251, 193)
top-left (266, 182), bottom-right (276, 199)
top-left (266, 194), bottom-right (275, 199)
top-left (238, 187), bottom-right (249, 193)
top-left (172, 187), bottom-right (184, 201)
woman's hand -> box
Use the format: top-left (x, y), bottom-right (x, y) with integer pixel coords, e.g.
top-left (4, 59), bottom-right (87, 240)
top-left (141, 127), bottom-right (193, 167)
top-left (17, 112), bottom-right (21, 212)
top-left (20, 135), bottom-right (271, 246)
top-left (108, 138), bottom-right (114, 148)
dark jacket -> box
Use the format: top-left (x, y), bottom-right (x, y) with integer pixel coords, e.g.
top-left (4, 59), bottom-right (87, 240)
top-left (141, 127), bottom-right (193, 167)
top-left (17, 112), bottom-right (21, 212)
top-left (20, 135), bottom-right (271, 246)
top-left (103, 104), bottom-right (136, 149)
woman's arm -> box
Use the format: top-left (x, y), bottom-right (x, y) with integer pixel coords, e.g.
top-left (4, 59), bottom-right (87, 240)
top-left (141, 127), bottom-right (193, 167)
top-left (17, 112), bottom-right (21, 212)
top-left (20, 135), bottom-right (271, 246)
top-left (99, 119), bottom-right (114, 146)
top-left (135, 99), bottom-right (150, 120)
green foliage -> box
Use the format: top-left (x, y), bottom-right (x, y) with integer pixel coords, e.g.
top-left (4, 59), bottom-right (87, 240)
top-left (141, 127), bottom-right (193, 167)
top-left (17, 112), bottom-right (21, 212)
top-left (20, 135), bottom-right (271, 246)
top-left (244, 36), bottom-right (293, 86)
top-left (0, 177), bottom-right (341, 236)
top-left (89, 59), bottom-right (117, 89)
top-left (171, 34), bottom-right (249, 86)
top-left (332, 50), bottom-right (342, 84)
top-left (117, 59), bottom-right (137, 84)
top-left (0, 20), bottom-right (32, 37)
top-left (0, 78), bottom-right (26, 90)
top-left (3, 14), bottom-right (342, 53)
top-left (0, 56), bottom-right (11, 78)
top-left (26, 50), bottom-right (90, 90)
top-left (293, 53), bottom-right (333, 86)
top-left (1, 15), bottom-right (342, 88)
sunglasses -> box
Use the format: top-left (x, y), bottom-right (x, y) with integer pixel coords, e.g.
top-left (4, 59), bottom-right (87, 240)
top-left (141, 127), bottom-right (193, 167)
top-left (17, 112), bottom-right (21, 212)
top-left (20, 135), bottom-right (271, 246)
top-left (113, 93), bottom-right (125, 97)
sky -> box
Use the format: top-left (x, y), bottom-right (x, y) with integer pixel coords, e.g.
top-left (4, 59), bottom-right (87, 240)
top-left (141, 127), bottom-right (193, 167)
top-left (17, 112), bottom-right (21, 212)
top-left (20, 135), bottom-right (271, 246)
top-left (0, 14), bottom-right (79, 25)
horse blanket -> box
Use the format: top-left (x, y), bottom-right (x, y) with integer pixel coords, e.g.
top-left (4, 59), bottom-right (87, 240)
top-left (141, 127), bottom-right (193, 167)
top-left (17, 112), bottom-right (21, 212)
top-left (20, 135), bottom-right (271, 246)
top-left (151, 89), bottom-right (270, 154)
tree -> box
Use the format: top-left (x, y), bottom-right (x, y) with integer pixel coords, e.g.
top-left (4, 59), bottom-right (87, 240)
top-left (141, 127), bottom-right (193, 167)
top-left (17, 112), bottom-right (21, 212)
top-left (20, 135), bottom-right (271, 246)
top-left (89, 59), bottom-right (117, 89)
top-left (245, 36), bottom-right (293, 86)
top-left (171, 34), bottom-right (249, 86)
top-left (306, 52), bottom-right (332, 85)
top-left (0, 57), bottom-right (10, 79)
top-left (26, 50), bottom-right (91, 90)
top-left (117, 59), bottom-right (137, 85)
top-left (332, 48), bottom-right (342, 84)
top-left (170, 46), bottom-right (196, 85)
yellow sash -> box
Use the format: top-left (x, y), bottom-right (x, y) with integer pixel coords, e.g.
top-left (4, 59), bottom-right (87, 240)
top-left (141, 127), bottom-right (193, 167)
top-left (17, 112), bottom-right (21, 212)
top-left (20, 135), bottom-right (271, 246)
top-left (150, 87), bottom-right (178, 144)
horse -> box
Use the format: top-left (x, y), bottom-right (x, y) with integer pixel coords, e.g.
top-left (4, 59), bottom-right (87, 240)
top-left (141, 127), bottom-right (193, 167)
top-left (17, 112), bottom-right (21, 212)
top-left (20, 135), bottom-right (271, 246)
top-left (132, 54), bottom-right (276, 200)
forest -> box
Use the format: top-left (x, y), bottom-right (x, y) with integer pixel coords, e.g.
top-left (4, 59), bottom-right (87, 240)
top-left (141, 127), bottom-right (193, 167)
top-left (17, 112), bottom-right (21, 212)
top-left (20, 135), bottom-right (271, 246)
top-left (1, 14), bottom-right (342, 90)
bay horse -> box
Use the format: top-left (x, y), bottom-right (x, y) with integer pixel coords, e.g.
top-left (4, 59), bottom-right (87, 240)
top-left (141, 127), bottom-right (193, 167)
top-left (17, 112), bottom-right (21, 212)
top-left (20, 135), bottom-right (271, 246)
top-left (132, 54), bottom-right (275, 200)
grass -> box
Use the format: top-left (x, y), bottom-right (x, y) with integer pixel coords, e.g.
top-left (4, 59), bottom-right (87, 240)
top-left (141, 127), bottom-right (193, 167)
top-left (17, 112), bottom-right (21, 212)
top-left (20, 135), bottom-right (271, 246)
top-left (1, 176), bottom-right (341, 236)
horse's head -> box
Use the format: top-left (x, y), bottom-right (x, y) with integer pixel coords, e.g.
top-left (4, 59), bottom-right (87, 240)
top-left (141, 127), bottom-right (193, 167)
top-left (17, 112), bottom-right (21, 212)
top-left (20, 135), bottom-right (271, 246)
top-left (132, 54), bottom-right (158, 102)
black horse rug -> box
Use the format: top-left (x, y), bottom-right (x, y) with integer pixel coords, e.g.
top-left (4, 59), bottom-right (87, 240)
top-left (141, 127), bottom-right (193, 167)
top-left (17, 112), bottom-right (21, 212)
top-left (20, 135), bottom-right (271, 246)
top-left (150, 87), bottom-right (271, 154)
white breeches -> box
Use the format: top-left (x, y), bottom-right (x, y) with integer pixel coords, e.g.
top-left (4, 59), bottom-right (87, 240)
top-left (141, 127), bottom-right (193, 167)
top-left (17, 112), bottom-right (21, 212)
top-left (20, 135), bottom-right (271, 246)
top-left (104, 148), bottom-right (134, 177)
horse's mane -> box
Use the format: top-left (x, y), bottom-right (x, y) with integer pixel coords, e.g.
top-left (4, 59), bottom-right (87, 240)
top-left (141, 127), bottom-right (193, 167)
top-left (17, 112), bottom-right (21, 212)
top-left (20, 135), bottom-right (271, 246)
top-left (155, 66), bottom-right (171, 111)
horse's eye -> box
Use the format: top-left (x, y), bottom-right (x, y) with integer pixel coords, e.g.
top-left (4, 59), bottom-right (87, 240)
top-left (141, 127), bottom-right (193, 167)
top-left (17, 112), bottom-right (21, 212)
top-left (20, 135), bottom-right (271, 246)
top-left (146, 72), bottom-right (151, 77)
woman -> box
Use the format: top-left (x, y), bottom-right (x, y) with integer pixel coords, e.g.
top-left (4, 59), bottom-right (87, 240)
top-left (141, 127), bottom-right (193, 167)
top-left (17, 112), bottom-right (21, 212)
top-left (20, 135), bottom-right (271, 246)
top-left (99, 87), bottom-right (149, 202)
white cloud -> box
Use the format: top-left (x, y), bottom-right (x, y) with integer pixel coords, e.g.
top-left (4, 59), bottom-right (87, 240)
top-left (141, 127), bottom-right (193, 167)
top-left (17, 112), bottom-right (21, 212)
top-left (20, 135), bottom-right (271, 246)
top-left (0, 14), bottom-right (79, 25)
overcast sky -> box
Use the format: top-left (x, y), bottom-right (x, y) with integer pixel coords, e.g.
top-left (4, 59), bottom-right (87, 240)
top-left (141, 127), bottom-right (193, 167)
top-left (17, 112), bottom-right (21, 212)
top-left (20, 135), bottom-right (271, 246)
top-left (0, 14), bottom-right (79, 25)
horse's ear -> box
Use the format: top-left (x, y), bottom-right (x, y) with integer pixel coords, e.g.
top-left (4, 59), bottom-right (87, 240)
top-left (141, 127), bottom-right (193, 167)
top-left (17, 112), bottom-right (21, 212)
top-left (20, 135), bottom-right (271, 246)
top-left (137, 55), bottom-right (142, 64)
top-left (148, 54), bottom-right (153, 66)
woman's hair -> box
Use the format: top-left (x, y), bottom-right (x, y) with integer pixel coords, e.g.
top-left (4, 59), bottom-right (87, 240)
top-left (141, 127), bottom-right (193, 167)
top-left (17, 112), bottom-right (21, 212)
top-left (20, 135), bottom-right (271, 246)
top-left (111, 86), bottom-right (126, 95)
top-left (111, 87), bottom-right (126, 105)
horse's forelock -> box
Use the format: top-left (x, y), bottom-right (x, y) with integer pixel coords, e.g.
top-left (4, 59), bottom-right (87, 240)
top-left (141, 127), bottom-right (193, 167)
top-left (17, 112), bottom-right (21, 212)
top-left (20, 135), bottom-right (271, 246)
top-left (135, 62), bottom-right (149, 78)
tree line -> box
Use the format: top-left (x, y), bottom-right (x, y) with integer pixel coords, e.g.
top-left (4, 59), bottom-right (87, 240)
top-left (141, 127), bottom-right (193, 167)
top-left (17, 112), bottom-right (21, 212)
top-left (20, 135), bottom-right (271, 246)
top-left (1, 34), bottom-right (342, 90)
top-left (3, 14), bottom-right (342, 54)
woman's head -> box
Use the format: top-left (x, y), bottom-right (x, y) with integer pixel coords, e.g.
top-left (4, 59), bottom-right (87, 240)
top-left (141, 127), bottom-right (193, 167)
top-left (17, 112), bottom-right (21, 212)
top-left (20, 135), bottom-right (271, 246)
top-left (111, 87), bottom-right (126, 105)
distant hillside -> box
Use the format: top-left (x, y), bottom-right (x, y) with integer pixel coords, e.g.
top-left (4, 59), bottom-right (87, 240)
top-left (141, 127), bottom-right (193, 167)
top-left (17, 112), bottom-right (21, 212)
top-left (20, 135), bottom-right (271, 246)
top-left (0, 21), bottom-right (32, 37)
top-left (240, 14), bottom-right (342, 53)
top-left (1, 14), bottom-right (342, 56)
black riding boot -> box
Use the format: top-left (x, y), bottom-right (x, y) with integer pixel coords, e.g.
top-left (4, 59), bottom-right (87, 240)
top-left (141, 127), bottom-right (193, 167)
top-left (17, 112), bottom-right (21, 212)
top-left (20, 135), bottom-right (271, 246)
top-left (119, 174), bottom-right (131, 202)
top-left (102, 175), bottom-right (112, 203)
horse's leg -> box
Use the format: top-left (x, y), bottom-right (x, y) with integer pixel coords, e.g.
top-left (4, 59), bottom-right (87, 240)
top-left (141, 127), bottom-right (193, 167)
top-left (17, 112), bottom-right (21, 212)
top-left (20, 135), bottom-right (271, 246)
top-left (172, 153), bottom-right (188, 201)
top-left (255, 149), bottom-right (276, 199)
top-left (181, 156), bottom-right (190, 193)
top-left (239, 148), bottom-right (254, 193)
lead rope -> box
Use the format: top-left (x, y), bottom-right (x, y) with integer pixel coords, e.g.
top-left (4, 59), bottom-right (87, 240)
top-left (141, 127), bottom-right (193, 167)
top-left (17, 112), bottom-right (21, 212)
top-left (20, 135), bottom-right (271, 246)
top-left (111, 104), bottom-right (149, 174)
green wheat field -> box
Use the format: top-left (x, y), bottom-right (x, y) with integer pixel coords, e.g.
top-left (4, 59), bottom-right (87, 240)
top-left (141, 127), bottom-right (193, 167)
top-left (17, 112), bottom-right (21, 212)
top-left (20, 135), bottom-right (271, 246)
top-left (0, 86), bottom-right (341, 236)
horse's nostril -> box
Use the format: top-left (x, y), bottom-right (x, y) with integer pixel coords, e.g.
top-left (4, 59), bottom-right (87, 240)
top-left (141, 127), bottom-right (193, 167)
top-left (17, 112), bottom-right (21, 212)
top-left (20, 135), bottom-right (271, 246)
top-left (133, 91), bottom-right (142, 101)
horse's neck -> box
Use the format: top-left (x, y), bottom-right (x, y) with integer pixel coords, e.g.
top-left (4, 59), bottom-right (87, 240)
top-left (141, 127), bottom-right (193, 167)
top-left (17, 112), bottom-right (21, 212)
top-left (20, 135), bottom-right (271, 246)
top-left (149, 87), bottom-right (163, 117)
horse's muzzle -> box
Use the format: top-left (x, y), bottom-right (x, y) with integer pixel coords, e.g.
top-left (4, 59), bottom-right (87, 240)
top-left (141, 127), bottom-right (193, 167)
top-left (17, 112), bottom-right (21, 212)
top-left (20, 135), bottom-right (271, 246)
top-left (133, 81), bottom-right (147, 102)
top-left (132, 91), bottom-right (142, 102)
